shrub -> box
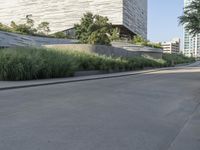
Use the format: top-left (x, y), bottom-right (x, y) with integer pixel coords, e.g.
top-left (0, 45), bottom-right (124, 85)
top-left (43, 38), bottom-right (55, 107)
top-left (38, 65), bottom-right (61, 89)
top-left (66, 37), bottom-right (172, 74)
top-left (53, 32), bottom-right (68, 38)
top-left (87, 31), bottom-right (111, 45)
top-left (13, 24), bottom-right (36, 35)
top-left (132, 35), bottom-right (162, 49)
top-left (145, 42), bottom-right (162, 49)
top-left (0, 22), bottom-right (13, 32)
top-left (109, 28), bottom-right (120, 41)
top-left (132, 35), bottom-right (147, 45)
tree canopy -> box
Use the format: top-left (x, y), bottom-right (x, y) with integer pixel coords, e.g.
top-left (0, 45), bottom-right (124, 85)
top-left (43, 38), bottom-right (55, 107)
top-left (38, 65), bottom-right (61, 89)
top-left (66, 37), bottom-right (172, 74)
top-left (179, 0), bottom-right (200, 36)
top-left (74, 12), bottom-right (119, 45)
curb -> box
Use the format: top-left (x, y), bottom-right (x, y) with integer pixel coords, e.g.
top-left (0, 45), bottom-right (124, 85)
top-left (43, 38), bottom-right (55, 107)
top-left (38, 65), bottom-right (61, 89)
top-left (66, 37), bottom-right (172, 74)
top-left (0, 68), bottom-right (166, 91)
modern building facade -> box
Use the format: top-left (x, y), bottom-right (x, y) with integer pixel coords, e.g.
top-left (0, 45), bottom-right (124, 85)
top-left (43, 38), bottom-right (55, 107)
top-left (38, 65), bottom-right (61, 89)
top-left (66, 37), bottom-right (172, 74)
top-left (161, 38), bottom-right (180, 54)
top-left (183, 0), bottom-right (200, 57)
top-left (0, 0), bottom-right (147, 39)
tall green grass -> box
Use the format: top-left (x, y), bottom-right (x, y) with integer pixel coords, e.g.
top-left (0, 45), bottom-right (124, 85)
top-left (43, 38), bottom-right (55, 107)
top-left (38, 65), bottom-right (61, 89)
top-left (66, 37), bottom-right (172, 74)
top-left (0, 47), bottom-right (195, 81)
top-left (53, 48), bottom-right (165, 71)
top-left (0, 48), bottom-right (76, 80)
top-left (162, 53), bottom-right (195, 66)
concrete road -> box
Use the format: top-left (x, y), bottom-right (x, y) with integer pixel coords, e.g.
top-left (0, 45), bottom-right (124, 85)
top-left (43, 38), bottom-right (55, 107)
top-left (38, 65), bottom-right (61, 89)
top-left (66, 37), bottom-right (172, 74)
top-left (1, 64), bottom-right (200, 150)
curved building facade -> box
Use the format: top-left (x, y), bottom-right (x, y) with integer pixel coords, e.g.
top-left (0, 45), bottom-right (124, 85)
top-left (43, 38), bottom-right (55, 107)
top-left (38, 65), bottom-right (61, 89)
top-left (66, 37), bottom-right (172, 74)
top-left (0, 0), bottom-right (147, 38)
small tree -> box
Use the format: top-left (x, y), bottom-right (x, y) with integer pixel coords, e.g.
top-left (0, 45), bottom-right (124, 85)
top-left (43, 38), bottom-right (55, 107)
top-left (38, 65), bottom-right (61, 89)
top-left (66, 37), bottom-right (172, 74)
top-left (26, 14), bottom-right (34, 28)
top-left (74, 12), bottom-right (113, 45)
top-left (37, 22), bottom-right (51, 35)
top-left (179, 0), bottom-right (200, 36)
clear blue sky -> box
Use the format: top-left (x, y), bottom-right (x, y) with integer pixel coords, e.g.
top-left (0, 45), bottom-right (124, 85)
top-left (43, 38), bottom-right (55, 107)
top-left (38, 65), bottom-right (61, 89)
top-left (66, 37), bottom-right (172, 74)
top-left (148, 0), bottom-right (184, 42)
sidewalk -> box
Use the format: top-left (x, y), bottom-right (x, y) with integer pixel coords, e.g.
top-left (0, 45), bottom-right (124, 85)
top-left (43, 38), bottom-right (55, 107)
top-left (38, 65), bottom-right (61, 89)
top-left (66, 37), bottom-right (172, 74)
top-left (0, 69), bottom-right (160, 90)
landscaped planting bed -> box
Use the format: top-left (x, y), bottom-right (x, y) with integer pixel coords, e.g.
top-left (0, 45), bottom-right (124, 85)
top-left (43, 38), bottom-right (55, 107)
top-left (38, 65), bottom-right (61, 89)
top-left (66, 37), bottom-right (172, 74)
top-left (0, 47), bottom-right (195, 80)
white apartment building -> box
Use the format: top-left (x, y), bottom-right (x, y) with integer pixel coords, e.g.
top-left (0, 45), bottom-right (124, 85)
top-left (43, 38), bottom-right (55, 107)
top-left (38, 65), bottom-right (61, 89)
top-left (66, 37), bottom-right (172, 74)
top-left (161, 38), bottom-right (180, 54)
top-left (0, 0), bottom-right (148, 39)
top-left (183, 0), bottom-right (200, 57)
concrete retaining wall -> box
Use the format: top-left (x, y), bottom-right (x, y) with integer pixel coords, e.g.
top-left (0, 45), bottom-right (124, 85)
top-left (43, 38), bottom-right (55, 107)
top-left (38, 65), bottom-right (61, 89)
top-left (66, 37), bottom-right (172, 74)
top-left (0, 31), bottom-right (76, 48)
top-left (0, 31), bottom-right (163, 59)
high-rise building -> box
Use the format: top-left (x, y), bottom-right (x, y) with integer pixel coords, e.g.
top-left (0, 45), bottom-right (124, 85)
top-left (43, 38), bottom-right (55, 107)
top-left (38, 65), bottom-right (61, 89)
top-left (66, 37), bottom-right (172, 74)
top-left (183, 0), bottom-right (200, 57)
top-left (161, 38), bottom-right (180, 54)
top-left (0, 0), bottom-right (147, 39)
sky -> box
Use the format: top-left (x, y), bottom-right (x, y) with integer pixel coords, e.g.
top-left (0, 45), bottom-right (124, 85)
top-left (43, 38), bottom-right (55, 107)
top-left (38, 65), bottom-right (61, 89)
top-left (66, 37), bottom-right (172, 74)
top-left (148, 0), bottom-right (184, 42)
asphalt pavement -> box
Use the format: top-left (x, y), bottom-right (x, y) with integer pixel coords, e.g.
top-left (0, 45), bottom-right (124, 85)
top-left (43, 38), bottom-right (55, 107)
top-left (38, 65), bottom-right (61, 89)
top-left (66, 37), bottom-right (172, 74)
top-left (0, 63), bottom-right (200, 150)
